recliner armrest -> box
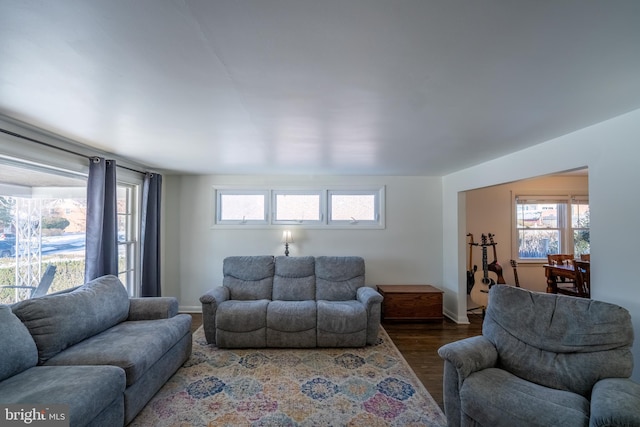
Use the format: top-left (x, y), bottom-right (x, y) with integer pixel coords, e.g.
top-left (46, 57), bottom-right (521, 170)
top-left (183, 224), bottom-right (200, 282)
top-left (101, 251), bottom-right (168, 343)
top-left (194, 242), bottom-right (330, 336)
top-left (128, 297), bottom-right (179, 320)
top-left (199, 287), bottom-right (230, 345)
top-left (356, 286), bottom-right (383, 308)
top-left (199, 287), bottom-right (230, 306)
top-left (438, 336), bottom-right (498, 384)
top-left (590, 378), bottom-right (640, 427)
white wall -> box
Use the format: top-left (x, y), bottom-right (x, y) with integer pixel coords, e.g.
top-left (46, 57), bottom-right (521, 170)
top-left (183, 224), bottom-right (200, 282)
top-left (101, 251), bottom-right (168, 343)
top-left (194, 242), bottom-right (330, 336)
top-left (466, 174), bottom-right (589, 293)
top-left (443, 108), bottom-right (640, 381)
top-left (162, 175), bottom-right (443, 311)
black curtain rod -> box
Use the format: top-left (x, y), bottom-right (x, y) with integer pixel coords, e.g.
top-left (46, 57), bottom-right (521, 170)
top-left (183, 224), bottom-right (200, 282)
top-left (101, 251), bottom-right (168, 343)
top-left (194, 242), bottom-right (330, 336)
top-left (1, 128), bottom-right (147, 175)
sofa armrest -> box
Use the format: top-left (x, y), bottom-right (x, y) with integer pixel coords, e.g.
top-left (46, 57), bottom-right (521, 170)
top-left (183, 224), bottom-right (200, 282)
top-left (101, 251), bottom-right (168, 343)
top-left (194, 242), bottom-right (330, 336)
top-left (357, 286), bottom-right (383, 308)
top-left (590, 378), bottom-right (640, 427)
top-left (438, 336), bottom-right (497, 427)
top-left (199, 287), bottom-right (230, 344)
top-left (357, 286), bottom-right (383, 345)
top-left (128, 297), bottom-right (179, 320)
top-left (438, 336), bottom-right (498, 385)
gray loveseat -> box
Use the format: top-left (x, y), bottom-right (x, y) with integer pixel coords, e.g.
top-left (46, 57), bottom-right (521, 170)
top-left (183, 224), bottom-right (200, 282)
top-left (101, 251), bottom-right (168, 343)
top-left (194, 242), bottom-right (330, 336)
top-left (200, 255), bottom-right (383, 348)
top-left (438, 285), bottom-right (640, 427)
top-left (0, 275), bottom-right (192, 426)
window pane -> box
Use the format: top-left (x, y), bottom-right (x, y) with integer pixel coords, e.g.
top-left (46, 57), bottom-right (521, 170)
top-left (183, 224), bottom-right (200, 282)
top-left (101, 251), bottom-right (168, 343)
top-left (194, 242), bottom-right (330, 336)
top-left (572, 203), bottom-right (589, 228)
top-left (0, 161), bottom-right (86, 303)
top-left (220, 194), bottom-right (265, 221)
top-left (518, 229), bottom-right (560, 258)
top-left (331, 194), bottom-right (376, 221)
top-left (275, 194), bottom-right (320, 221)
top-left (573, 201), bottom-right (590, 255)
top-left (574, 230), bottom-right (590, 255)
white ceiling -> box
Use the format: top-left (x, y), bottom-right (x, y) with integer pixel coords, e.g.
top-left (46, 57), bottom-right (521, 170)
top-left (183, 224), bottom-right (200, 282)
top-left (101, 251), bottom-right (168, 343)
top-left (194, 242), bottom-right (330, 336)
top-left (1, 1), bottom-right (639, 176)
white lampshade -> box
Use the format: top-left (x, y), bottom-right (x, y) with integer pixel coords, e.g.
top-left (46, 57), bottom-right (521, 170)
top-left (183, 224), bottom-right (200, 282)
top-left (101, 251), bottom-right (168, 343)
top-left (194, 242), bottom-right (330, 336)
top-left (281, 230), bottom-right (294, 244)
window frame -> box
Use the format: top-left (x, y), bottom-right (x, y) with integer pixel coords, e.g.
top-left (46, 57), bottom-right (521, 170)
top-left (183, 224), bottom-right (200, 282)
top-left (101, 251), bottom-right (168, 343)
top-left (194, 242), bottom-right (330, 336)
top-left (215, 190), bottom-right (270, 225)
top-left (327, 189), bottom-right (383, 227)
top-left (513, 194), bottom-right (589, 262)
top-left (272, 190), bottom-right (324, 225)
top-left (213, 186), bottom-right (385, 229)
top-left (116, 181), bottom-right (140, 296)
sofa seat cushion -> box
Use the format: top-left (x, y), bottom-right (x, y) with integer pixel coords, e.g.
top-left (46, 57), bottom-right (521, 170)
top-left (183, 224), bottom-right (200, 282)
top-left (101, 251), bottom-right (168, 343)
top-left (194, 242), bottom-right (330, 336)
top-left (460, 368), bottom-right (589, 427)
top-left (266, 301), bottom-right (317, 347)
top-left (43, 314), bottom-right (192, 386)
top-left (217, 300), bottom-right (269, 332)
top-left (317, 300), bottom-right (367, 347)
top-left (12, 275), bottom-right (130, 364)
top-left (0, 365), bottom-right (125, 427)
top-left (0, 305), bottom-right (38, 381)
top-left (267, 300), bottom-right (317, 331)
top-left (317, 300), bottom-right (366, 333)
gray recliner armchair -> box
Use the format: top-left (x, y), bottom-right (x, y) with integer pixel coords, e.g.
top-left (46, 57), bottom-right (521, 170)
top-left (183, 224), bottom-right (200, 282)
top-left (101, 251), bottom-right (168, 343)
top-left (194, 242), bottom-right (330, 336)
top-left (438, 285), bottom-right (640, 427)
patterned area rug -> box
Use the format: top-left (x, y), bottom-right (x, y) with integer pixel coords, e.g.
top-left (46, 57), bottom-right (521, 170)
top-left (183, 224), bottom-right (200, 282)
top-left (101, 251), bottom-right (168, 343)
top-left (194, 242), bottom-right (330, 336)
top-left (130, 326), bottom-right (446, 426)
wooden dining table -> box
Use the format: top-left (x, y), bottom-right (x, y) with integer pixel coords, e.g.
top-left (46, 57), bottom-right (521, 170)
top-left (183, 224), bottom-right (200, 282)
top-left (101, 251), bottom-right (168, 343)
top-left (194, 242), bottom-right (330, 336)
top-left (543, 263), bottom-right (576, 293)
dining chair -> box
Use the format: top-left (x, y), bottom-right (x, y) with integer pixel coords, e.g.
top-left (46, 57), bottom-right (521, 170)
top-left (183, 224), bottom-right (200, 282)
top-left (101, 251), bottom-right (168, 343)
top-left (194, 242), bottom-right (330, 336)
top-left (547, 253), bottom-right (575, 266)
top-left (0, 265), bottom-right (57, 300)
top-left (557, 260), bottom-right (590, 298)
top-left (509, 260), bottom-right (521, 287)
top-left (574, 260), bottom-right (590, 297)
top-left (547, 254), bottom-right (576, 289)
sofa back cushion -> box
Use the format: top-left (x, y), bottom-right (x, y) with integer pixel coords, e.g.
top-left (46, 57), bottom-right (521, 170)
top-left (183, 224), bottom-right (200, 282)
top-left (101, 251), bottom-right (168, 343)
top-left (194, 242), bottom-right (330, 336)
top-left (315, 256), bottom-right (365, 301)
top-left (484, 285), bottom-right (634, 397)
top-left (0, 305), bottom-right (38, 381)
top-left (223, 256), bottom-right (274, 300)
top-left (12, 275), bottom-right (130, 364)
top-left (273, 256), bottom-right (315, 301)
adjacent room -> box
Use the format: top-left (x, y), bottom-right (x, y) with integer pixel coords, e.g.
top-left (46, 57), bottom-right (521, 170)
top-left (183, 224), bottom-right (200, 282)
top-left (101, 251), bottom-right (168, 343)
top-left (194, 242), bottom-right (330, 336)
top-left (1, 1), bottom-right (639, 426)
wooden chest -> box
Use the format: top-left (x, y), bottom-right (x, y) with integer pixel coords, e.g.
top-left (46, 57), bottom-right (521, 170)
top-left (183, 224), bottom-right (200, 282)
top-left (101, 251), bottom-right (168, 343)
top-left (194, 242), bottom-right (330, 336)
top-left (376, 285), bottom-right (444, 321)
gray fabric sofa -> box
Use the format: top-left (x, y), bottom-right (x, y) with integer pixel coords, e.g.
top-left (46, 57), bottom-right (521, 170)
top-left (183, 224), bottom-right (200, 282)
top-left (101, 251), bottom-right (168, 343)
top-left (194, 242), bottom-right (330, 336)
top-left (0, 275), bottom-right (192, 426)
top-left (438, 285), bottom-right (640, 427)
top-left (200, 255), bottom-right (383, 348)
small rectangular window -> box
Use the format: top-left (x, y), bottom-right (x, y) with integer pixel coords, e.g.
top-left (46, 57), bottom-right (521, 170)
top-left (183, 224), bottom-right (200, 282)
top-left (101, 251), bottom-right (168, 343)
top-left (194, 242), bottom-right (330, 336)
top-left (216, 190), bottom-right (268, 224)
top-left (273, 191), bottom-right (322, 224)
top-left (328, 189), bottom-right (383, 226)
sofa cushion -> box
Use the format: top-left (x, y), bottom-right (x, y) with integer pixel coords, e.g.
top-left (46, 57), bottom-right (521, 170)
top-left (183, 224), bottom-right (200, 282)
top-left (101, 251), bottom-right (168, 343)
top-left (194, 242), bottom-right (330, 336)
top-left (315, 256), bottom-right (365, 301)
top-left (0, 305), bottom-right (38, 381)
top-left (217, 299), bottom-right (269, 332)
top-left (0, 365), bottom-right (126, 427)
top-left (483, 285), bottom-right (633, 397)
top-left (267, 300), bottom-right (317, 332)
top-left (223, 256), bottom-right (274, 300)
top-left (43, 314), bottom-right (192, 386)
top-left (267, 300), bottom-right (317, 347)
top-left (461, 368), bottom-right (589, 427)
top-left (317, 300), bottom-right (367, 334)
top-left (273, 256), bottom-right (315, 301)
top-left (12, 275), bottom-right (130, 364)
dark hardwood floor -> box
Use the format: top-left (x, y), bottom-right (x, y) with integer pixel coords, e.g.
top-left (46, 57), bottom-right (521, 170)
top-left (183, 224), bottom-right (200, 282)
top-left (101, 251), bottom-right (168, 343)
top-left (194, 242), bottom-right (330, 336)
top-left (186, 312), bottom-right (483, 410)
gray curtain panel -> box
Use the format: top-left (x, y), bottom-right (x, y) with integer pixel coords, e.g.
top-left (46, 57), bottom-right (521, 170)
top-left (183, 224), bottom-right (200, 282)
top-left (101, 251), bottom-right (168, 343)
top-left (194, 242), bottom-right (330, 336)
top-left (140, 172), bottom-right (162, 297)
top-left (85, 157), bottom-right (118, 282)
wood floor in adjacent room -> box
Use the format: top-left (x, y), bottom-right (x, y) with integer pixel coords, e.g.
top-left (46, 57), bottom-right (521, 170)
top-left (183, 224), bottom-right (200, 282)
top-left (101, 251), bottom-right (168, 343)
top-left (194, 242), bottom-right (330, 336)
top-left (187, 312), bottom-right (484, 410)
